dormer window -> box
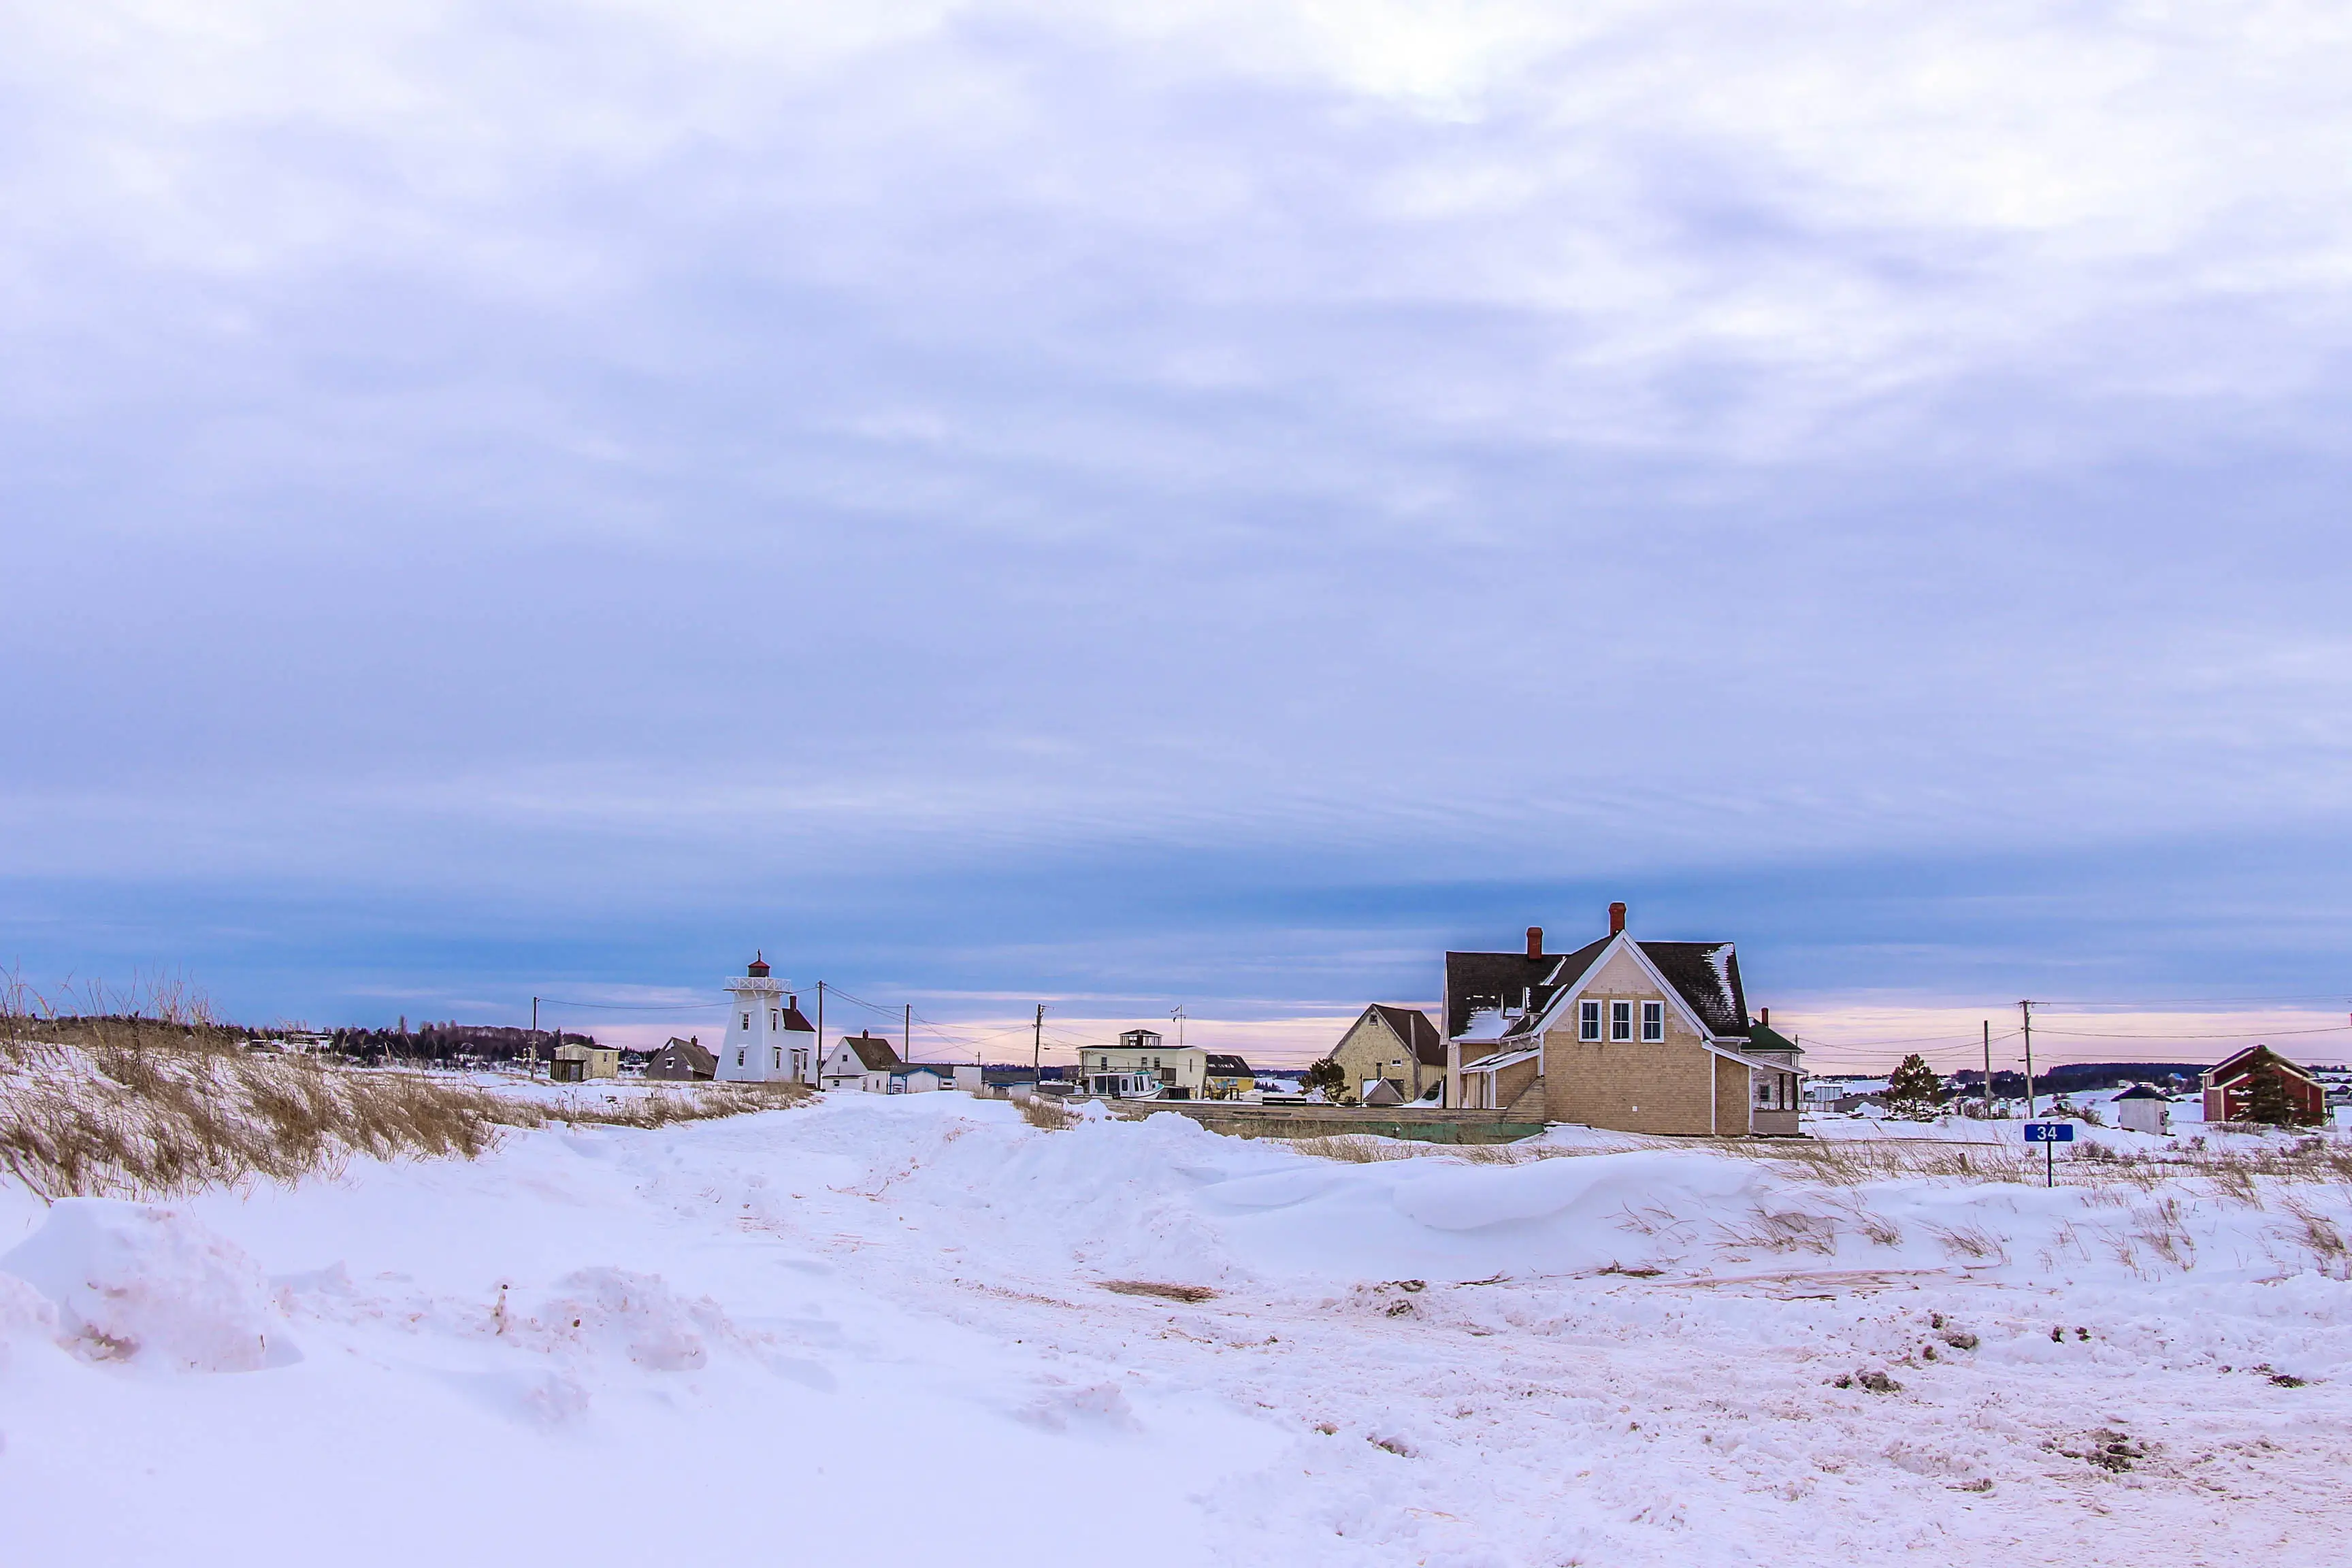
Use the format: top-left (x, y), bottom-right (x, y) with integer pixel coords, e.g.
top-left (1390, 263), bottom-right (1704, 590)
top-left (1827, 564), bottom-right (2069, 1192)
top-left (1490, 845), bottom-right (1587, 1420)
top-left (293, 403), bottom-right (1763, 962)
top-left (1610, 1001), bottom-right (1633, 1041)
top-left (1641, 1001), bottom-right (1664, 1042)
top-left (1580, 1001), bottom-right (1602, 1041)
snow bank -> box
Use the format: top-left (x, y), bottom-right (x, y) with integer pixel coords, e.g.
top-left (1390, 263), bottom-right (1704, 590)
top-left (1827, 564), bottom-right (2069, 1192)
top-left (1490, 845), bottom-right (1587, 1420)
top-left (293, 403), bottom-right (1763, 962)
top-left (0, 1198), bottom-right (298, 1371)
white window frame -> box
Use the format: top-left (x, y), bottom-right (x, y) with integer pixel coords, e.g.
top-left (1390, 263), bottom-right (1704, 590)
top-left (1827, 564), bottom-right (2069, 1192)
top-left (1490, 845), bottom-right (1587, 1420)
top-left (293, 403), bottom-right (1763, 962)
top-left (772, 1046), bottom-right (782, 1071)
top-left (1641, 1000), bottom-right (1665, 1042)
top-left (1610, 1000), bottom-right (1633, 1041)
top-left (1579, 1000), bottom-right (1603, 1041)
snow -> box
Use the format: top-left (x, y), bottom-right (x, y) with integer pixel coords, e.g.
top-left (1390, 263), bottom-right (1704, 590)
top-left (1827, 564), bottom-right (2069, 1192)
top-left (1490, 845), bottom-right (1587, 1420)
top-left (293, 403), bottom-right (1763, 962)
top-left (3, 1092), bottom-right (2350, 1565)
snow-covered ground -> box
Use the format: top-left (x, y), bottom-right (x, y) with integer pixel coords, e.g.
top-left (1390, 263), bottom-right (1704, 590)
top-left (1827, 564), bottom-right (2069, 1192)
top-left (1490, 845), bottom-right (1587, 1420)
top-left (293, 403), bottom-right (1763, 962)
top-left (4, 1094), bottom-right (2349, 1565)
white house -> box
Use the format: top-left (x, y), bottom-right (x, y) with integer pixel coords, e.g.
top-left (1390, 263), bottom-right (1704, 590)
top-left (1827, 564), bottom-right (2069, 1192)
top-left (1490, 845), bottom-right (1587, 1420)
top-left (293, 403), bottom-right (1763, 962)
top-left (1078, 1028), bottom-right (1208, 1098)
top-left (715, 954), bottom-right (819, 1084)
top-left (819, 1032), bottom-right (900, 1090)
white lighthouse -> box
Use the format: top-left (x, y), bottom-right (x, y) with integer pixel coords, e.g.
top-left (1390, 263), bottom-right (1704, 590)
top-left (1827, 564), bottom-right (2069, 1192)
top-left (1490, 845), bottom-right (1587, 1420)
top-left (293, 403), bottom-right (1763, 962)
top-left (716, 953), bottom-right (818, 1083)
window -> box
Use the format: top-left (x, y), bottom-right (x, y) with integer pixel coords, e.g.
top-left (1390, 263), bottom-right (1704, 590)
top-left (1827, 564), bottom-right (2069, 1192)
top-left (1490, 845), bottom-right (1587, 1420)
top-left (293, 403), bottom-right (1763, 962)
top-left (769, 1009), bottom-right (779, 1029)
top-left (1580, 1000), bottom-right (1603, 1041)
top-left (1610, 1000), bottom-right (1633, 1041)
top-left (736, 1049), bottom-right (746, 1067)
top-left (772, 1047), bottom-right (782, 1070)
top-left (1641, 1001), bottom-right (1664, 1042)
top-left (741, 1013), bottom-right (751, 1030)
top-left (1757, 1079), bottom-right (1772, 1107)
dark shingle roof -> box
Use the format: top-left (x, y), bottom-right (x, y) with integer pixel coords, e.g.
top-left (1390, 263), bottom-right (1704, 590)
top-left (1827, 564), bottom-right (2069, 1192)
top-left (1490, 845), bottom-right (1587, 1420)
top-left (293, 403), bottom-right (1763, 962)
top-left (779, 1004), bottom-right (815, 1034)
top-left (836, 1033), bottom-right (900, 1071)
top-left (1367, 1004), bottom-right (1445, 1067)
top-left (1744, 1019), bottom-right (1800, 1057)
top-left (1636, 942), bottom-right (1747, 1036)
top-left (1204, 1054), bottom-right (1253, 1075)
top-left (1445, 937), bottom-right (1610, 1039)
top-left (1457, 932), bottom-right (1752, 1046)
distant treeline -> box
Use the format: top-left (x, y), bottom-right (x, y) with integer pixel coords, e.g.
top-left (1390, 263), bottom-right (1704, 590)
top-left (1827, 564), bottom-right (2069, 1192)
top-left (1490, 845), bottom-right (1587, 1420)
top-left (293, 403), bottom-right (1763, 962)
top-left (1946, 1062), bottom-right (2204, 1096)
top-left (329, 1024), bottom-right (608, 1066)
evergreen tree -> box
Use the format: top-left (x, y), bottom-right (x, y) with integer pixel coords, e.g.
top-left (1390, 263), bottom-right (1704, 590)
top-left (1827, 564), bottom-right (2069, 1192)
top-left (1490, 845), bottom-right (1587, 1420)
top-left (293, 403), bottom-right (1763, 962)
top-left (1300, 1056), bottom-right (1346, 1101)
top-left (1884, 1053), bottom-right (1946, 1119)
top-left (2241, 1048), bottom-right (2300, 1127)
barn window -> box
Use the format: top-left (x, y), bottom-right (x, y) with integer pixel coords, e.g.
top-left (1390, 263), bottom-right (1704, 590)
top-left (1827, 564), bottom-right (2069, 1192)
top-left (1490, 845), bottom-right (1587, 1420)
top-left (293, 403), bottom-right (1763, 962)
top-left (1610, 1001), bottom-right (1633, 1041)
top-left (1641, 1001), bottom-right (1664, 1041)
top-left (1580, 1001), bottom-right (1603, 1041)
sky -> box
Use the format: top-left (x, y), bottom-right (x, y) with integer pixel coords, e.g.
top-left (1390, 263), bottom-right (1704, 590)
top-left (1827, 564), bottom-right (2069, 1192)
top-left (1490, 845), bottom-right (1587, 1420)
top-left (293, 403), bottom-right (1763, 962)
top-left (5, 1), bottom-right (2352, 1070)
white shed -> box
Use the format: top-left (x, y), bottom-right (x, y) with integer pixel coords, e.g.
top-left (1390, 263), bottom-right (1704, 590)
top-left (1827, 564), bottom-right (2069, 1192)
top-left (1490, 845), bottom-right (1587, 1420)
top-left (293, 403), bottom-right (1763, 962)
top-left (2113, 1083), bottom-right (2170, 1135)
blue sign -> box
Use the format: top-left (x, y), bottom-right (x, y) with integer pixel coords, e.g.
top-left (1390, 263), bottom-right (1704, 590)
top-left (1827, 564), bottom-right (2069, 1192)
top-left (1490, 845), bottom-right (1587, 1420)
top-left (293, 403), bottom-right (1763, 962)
top-left (2025, 1122), bottom-right (2075, 1143)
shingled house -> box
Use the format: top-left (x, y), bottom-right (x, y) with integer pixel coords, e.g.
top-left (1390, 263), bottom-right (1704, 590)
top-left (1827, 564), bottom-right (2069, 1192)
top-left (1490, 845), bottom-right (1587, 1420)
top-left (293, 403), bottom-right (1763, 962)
top-left (1327, 1004), bottom-right (1446, 1105)
top-left (819, 1032), bottom-right (902, 1091)
top-left (1446, 904), bottom-right (1801, 1136)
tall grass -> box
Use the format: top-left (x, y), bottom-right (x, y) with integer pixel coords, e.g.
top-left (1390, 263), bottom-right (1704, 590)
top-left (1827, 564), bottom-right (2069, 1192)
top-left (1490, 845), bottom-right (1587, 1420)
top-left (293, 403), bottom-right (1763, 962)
top-left (0, 1034), bottom-right (808, 1202)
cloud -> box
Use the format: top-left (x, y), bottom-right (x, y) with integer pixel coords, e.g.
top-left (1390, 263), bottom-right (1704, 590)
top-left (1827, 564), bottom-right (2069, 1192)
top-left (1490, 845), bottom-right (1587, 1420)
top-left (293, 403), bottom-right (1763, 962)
top-left (5, 1), bottom-right (2352, 1030)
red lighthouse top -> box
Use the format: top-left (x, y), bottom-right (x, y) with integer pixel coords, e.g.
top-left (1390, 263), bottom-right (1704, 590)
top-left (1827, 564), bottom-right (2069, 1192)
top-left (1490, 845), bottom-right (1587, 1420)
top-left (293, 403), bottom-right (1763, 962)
top-left (747, 951), bottom-right (770, 978)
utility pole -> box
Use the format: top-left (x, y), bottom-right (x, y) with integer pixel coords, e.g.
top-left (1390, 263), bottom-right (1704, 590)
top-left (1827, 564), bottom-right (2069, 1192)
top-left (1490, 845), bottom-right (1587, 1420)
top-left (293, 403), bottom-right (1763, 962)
top-left (1033, 1002), bottom-right (1044, 1081)
top-left (2019, 1000), bottom-right (2037, 1117)
top-left (530, 996), bottom-right (540, 1078)
top-left (903, 1002), bottom-right (911, 1062)
top-left (816, 982), bottom-right (825, 1083)
top-left (1982, 1019), bottom-right (1994, 1120)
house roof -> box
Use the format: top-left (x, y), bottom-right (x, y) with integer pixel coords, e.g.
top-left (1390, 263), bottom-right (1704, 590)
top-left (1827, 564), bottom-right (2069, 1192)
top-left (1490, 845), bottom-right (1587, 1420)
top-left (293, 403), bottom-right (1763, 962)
top-left (779, 1005), bottom-right (815, 1034)
top-left (880, 1062), bottom-right (953, 1077)
top-left (1366, 1004), bottom-right (1444, 1067)
top-left (834, 1034), bottom-right (901, 1071)
top-left (2115, 1084), bottom-right (2168, 1100)
top-left (1204, 1054), bottom-right (1253, 1075)
top-left (1745, 1019), bottom-right (1802, 1058)
top-left (656, 1036), bottom-right (715, 1066)
top-left (1455, 929), bottom-right (1752, 1047)
top-left (2204, 1045), bottom-right (2321, 1088)
top-left (1637, 942), bottom-right (1748, 1036)
top-left (1459, 1045), bottom-right (1541, 1074)
top-left (1444, 937), bottom-right (1610, 1039)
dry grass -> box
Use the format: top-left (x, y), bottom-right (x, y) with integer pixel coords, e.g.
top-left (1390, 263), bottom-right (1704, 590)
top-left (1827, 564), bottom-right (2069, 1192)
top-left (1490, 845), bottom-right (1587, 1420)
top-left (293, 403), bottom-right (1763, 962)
top-left (1282, 1134), bottom-right (1431, 1163)
top-left (1717, 1205), bottom-right (1840, 1255)
top-left (1924, 1222), bottom-right (2009, 1264)
top-left (1100, 1279), bottom-right (1219, 1303)
top-left (1013, 1092), bottom-right (1079, 1132)
top-left (0, 1038), bottom-right (808, 1202)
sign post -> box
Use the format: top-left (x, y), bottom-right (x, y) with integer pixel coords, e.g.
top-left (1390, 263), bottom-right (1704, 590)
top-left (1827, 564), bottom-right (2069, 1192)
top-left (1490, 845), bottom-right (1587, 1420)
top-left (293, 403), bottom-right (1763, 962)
top-left (2024, 1120), bottom-right (2074, 1186)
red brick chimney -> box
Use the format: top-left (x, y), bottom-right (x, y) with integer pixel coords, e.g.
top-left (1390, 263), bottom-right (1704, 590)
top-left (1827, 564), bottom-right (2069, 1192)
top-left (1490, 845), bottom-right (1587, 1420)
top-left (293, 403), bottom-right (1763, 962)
top-left (1525, 926), bottom-right (1543, 959)
top-left (1608, 901), bottom-right (1627, 935)
top-left (1760, 1007), bottom-right (1769, 1028)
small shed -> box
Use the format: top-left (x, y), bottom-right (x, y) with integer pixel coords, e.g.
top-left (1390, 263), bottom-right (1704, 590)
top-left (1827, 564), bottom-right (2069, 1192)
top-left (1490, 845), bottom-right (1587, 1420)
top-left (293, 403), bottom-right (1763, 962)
top-left (550, 1042), bottom-right (620, 1083)
top-left (954, 1066), bottom-right (1039, 1098)
top-left (863, 1063), bottom-right (953, 1094)
top-left (2113, 1083), bottom-right (2170, 1135)
top-left (645, 1036), bottom-right (715, 1081)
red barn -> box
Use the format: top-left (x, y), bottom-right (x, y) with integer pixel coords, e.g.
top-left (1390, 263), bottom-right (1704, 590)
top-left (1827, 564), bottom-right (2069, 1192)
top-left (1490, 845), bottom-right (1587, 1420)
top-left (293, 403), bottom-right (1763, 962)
top-left (2202, 1046), bottom-right (2327, 1127)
